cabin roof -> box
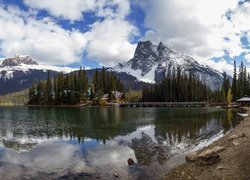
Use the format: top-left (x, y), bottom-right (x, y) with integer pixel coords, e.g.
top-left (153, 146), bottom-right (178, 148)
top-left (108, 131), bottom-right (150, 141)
top-left (103, 94), bottom-right (109, 98)
top-left (237, 97), bottom-right (250, 102)
top-left (111, 90), bottom-right (124, 99)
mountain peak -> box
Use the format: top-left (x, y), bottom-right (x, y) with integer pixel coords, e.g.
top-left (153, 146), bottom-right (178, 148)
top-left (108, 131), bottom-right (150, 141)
top-left (114, 40), bottom-right (224, 90)
top-left (158, 41), bottom-right (164, 47)
top-left (0, 55), bottom-right (39, 67)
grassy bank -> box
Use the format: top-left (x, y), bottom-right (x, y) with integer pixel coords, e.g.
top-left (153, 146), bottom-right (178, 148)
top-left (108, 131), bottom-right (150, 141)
top-left (0, 89), bottom-right (29, 106)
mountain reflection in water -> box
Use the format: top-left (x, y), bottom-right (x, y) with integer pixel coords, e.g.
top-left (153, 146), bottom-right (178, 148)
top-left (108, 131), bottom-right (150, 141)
top-left (0, 107), bottom-right (242, 179)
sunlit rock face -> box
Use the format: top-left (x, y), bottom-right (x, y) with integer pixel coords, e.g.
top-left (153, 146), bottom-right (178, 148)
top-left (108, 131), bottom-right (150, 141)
top-left (114, 41), bottom-right (228, 90)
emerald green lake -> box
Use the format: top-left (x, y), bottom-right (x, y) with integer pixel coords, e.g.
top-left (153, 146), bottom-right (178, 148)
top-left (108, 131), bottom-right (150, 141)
top-left (0, 107), bottom-right (243, 179)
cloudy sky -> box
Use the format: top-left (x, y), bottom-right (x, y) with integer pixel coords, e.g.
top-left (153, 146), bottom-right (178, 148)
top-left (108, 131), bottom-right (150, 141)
top-left (0, 0), bottom-right (250, 73)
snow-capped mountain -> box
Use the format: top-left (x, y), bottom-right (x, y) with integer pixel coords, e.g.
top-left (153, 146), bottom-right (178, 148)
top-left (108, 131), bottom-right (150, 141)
top-left (0, 55), bottom-right (74, 80)
top-left (0, 55), bottom-right (149, 95)
top-left (114, 41), bottom-right (225, 90)
top-left (0, 55), bottom-right (75, 95)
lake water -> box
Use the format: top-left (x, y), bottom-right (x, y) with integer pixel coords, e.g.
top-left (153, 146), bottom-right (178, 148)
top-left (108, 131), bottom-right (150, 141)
top-left (0, 106), bottom-right (243, 179)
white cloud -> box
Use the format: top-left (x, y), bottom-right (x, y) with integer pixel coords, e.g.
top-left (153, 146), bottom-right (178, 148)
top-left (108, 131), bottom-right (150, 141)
top-left (23, 0), bottom-right (131, 21)
top-left (1, 0), bottom-right (249, 70)
top-left (245, 54), bottom-right (250, 62)
top-left (0, 1), bottom-right (137, 67)
top-left (96, 0), bottom-right (130, 19)
top-left (85, 18), bottom-right (138, 66)
top-left (231, 2), bottom-right (250, 33)
top-left (0, 5), bottom-right (87, 65)
top-left (140, 0), bottom-right (250, 61)
top-left (23, 0), bottom-right (96, 21)
top-left (199, 58), bottom-right (234, 76)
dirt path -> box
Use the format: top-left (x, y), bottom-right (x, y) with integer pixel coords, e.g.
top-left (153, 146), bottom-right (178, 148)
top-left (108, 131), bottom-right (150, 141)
top-left (164, 108), bottom-right (250, 180)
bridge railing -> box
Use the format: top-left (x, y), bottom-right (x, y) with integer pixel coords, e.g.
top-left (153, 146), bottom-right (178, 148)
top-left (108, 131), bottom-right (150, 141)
top-left (119, 101), bottom-right (208, 107)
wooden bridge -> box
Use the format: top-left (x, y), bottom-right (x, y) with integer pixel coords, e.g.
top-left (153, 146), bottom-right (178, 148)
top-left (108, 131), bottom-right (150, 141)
top-left (119, 102), bottom-right (208, 107)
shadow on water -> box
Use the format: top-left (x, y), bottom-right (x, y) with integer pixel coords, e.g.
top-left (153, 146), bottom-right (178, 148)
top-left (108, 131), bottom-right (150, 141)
top-left (0, 106), bottom-right (243, 179)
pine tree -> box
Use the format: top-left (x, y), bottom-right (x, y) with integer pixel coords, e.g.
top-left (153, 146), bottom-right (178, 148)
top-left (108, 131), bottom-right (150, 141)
top-left (53, 77), bottom-right (58, 102)
top-left (46, 70), bottom-right (53, 103)
top-left (141, 67), bottom-right (211, 102)
top-left (222, 72), bottom-right (230, 95)
top-left (232, 60), bottom-right (237, 101)
top-left (243, 66), bottom-right (247, 96)
top-left (226, 88), bottom-right (233, 106)
top-left (29, 83), bottom-right (36, 103)
top-left (238, 61), bottom-right (244, 98)
top-left (29, 67), bottom-right (123, 105)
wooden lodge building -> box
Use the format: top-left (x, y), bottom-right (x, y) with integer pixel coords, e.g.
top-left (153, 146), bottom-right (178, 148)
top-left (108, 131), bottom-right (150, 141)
top-left (237, 97), bottom-right (250, 106)
top-left (102, 90), bottom-right (125, 103)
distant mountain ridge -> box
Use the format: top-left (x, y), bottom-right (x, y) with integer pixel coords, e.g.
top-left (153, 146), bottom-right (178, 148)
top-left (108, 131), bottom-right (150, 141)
top-left (0, 55), bottom-right (38, 67)
top-left (0, 41), bottom-right (227, 96)
top-left (114, 41), bottom-right (226, 90)
top-left (0, 55), bottom-right (74, 95)
top-left (0, 55), bottom-right (150, 96)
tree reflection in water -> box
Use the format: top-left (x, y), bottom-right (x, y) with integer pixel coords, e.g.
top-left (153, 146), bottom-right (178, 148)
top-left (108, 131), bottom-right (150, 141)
top-left (0, 107), bottom-right (242, 168)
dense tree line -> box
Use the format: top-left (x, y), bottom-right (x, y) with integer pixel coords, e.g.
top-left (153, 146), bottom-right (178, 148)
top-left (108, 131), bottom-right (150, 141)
top-left (91, 67), bottom-right (124, 100)
top-left (142, 61), bottom-right (250, 104)
top-left (231, 61), bottom-right (250, 101)
top-left (213, 61), bottom-right (250, 104)
top-left (142, 67), bottom-right (210, 102)
top-left (28, 67), bottom-right (124, 105)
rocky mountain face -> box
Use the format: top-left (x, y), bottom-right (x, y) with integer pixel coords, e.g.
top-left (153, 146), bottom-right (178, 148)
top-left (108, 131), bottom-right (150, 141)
top-left (0, 55), bottom-right (71, 95)
top-left (114, 41), bottom-right (225, 90)
top-left (1, 55), bottom-right (38, 67)
top-left (0, 42), bottom-right (225, 96)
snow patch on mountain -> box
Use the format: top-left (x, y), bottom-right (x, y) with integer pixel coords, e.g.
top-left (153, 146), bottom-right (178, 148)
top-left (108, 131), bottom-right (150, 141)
top-left (114, 41), bottom-right (225, 90)
top-left (118, 62), bottom-right (157, 83)
top-left (0, 55), bottom-right (77, 80)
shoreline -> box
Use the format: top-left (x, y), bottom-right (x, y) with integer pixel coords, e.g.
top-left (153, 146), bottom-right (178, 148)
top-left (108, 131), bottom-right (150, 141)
top-left (10, 103), bottom-right (229, 108)
top-left (164, 107), bottom-right (250, 180)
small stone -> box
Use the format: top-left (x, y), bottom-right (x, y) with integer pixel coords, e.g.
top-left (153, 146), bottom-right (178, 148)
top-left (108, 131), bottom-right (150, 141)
top-left (188, 176), bottom-right (192, 179)
top-left (228, 134), bottom-right (238, 141)
top-left (232, 141), bottom-right (240, 146)
top-left (113, 172), bottom-right (119, 177)
top-left (212, 146), bottom-right (225, 153)
top-left (216, 166), bottom-right (224, 170)
top-left (186, 152), bottom-right (198, 162)
top-left (127, 158), bottom-right (135, 165)
top-left (181, 172), bottom-right (185, 175)
top-left (238, 132), bottom-right (246, 138)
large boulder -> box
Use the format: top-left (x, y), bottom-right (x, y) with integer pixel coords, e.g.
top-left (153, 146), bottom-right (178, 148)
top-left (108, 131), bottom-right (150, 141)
top-left (197, 149), bottom-right (220, 166)
top-left (186, 152), bottom-right (198, 162)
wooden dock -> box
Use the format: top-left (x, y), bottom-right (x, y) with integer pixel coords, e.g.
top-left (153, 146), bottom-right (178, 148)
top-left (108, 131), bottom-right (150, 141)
top-left (119, 102), bottom-right (208, 107)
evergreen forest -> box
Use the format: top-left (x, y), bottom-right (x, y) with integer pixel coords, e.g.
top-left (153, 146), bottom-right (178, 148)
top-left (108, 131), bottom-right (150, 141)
top-left (28, 67), bottom-right (124, 105)
top-left (142, 61), bottom-right (250, 104)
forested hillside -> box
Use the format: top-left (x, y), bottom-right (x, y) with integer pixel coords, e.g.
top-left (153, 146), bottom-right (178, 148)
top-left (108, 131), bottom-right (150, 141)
top-left (28, 67), bottom-right (124, 105)
top-left (142, 67), bottom-right (210, 102)
top-left (0, 89), bottom-right (29, 105)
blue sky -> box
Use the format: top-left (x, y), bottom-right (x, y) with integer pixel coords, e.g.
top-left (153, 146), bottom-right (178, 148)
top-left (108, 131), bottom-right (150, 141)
top-left (0, 0), bottom-right (250, 74)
